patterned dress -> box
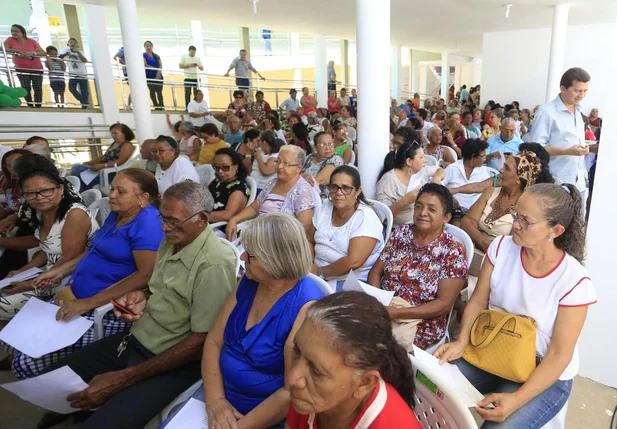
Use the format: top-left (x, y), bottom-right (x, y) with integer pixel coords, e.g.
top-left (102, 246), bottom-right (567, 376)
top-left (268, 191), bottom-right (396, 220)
top-left (379, 225), bottom-right (468, 349)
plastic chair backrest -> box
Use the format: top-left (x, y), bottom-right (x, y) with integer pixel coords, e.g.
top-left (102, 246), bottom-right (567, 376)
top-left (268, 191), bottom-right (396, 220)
top-left (80, 189), bottom-right (102, 207)
top-left (441, 144), bottom-right (458, 160)
top-left (65, 175), bottom-right (81, 191)
top-left (58, 167), bottom-right (67, 178)
top-left (445, 224), bottom-right (474, 271)
top-left (348, 147), bottom-right (356, 166)
top-left (196, 164), bottom-right (216, 187)
top-left (367, 199), bottom-right (394, 243)
top-left (219, 237), bottom-right (242, 278)
top-left (307, 273), bottom-right (334, 296)
top-left (425, 155), bottom-right (438, 166)
top-left (245, 176), bottom-right (258, 206)
top-left (89, 197), bottom-right (111, 226)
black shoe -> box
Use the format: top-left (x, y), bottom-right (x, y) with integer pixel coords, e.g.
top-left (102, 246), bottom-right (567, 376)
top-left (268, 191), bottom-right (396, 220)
top-left (0, 355), bottom-right (11, 371)
top-left (37, 411), bottom-right (71, 429)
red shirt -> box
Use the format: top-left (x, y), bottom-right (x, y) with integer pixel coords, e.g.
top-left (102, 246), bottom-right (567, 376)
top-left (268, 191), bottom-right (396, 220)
top-left (4, 37), bottom-right (43, 70)
top-left (286, 380), bottom-right (421, 429)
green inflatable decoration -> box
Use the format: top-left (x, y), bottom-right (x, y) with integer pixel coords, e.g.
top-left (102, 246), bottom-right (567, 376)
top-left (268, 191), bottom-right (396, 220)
top-left (0, 80), bottom-right (25, 108)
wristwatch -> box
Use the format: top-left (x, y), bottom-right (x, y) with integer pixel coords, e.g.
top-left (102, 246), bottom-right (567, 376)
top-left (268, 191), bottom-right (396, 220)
top-left (318, 267), bottom-right (326, 280)
top-left (244, 154), bottom-right (252, 159)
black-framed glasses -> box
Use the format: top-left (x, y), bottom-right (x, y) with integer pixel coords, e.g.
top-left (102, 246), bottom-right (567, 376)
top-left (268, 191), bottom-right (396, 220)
top-left (21, 185), bottom-right (60, 200)
top-left (328, 184), bottom-right (355, 195)
top-left (157, 211), bottom-right (204, 230)
top-left (213, 164), bottom-right (232, 172)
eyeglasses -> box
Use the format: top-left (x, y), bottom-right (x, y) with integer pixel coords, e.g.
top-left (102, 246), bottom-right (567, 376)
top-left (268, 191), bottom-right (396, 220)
top-left (157, 211), bottom-right (204, 230)
top-left (22, 185), bottom-right (60, 200)
top-left (316, 142), bottom-right (334, 148)
top-left (273, 160), bottom-right (301, 168)
top-left (151, 148), bottom-right (173, 155)
top-left (512, 211), bottom-right (540, 230)
top-left (328, 184), bottom-right (355, 195)
top-left (213, 164), bottom-right (232, 172)
top-left (244, 249), bottom-right (257, 264)
top-left (234, 95), bottom-right (243, 99)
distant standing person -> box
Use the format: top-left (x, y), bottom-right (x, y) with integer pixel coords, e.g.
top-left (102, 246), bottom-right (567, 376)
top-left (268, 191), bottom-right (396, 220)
top-left (113, 46), bottom-right (131, 107)
top-left (179, 45), bottom-right (203, 108)
top-left (224, 49), bottom-right (265, 90)
top-left (59, 38), bottom-right (90, 109)
top-left (143, 41), bottom-right (164, 110)
top-left (262, 29), bottom-right (272, 55)
top-left (327, 60), bottom-right (338, 91)
top-left (45, 45), bottom-right (66, 108)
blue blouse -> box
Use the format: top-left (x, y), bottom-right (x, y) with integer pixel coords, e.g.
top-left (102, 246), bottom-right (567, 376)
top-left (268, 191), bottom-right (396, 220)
top-left (143, 52), bottom-right (160, 79)
top-left (220, 275), bottom-right (324, 415)
top-left (70, 206), bottom-right (164, 299)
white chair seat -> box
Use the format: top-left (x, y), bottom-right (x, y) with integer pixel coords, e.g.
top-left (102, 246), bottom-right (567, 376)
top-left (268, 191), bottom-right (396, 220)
top-left (65, 175), bottom-right (81, 191)
top-left (367, 199), bottom-right (394, 243)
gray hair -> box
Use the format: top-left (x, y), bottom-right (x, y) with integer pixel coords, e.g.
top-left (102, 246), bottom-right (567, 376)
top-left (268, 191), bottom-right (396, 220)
top-left (242, 213), bottom-right (312, 280)
top-left (501, 117), bottom-right (517, 127)
top-left (427, 126), bottom-right (441, 139)
top-left (163, 181), bottom-right (214, 215)
top-left (179, 121), bottom-right (197, 135)
top-left (25, 143), bottom-right (52, 159)
top-left (279, 144), bottom-right (306, 166)
top-left (307, 112), bottom-right (319, 125)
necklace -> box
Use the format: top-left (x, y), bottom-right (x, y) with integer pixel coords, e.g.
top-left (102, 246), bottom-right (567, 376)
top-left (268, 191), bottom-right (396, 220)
top-left (113, 211), bottom-right (139, 234)
top-left (485, 191), bottom-right (517, 224)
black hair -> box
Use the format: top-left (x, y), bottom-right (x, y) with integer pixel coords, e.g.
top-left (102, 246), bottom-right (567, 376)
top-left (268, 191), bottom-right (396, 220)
top-left (292, 122), bottom-right (309, 141)
top-left (110, 123), bottom-right (135, 142)
top-left (173, 121), bottom-right (182, 133)
top-left (214, 147), bottom-right (248, 180)
top-left (408, 118), bottom-right (422, 130)
top-left (200, 123), bottom-right (220, 137)
top-left (155, 135), bottom-right (180, 155)
top-left (330, 165), bottom-right (369, 205)
top-left (417, 183), bottom-right (454, 216)
top-left (417, 108), bottom-right (429, 120)
top-left (313, 131), bottom-right (332, 146)
top-left (45, 45), bottom-right (57, 54)
top-left (256, 90), bottom-right (264, 96)
top-left (393, 140), bottom-right (421, 169)
top-left (188, 45), bottom-right (196, 51)
top-left (243, 128), bottom-right (260, 143)
top-left (461, 138), bottom-right (489, 160)
top-left (11, 24), bottom-right (27, 39)
top-left (519, 143), bottom-right (555, 184)
top-left (24, 136), bottom-right (49, 146)
top-left (232, 90), bottom-right (244, 99)
top-left (378, 129), bottom-right (416, 180)
top-left (1, 149), bottom-right (32, 187)
top-left (259, 130), bottom-right (283, 153)
top-left (560, 67), bottom-right (591, 89)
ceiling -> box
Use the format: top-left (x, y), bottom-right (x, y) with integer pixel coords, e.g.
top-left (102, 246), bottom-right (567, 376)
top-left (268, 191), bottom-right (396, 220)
top-left (77, 0), bottom-right (617, 56)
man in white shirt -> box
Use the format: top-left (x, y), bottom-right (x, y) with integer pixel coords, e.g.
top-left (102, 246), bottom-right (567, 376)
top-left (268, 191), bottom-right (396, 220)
top-left (339, 88), bottom-right (351, 107)
top-left (59, 38), bottom-right (89, 109)
top-left (179, 45), bottom-right (204, 108)
top-left (529, 67), bottom-right (590, 189)
top-left (279, 89), bottom-right (300, 116)
top-left (417, 108), bottom-right (435, 138)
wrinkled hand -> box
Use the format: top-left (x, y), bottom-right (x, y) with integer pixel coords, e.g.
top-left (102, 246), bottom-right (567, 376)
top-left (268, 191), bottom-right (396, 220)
top-left (207, 398), bottom-right (243, 429)
top-left (0, 215), bottom-right (17, 235)
top-left (2, 281), bottom-right (33, 295)
top-left (32, 268), bottom-right (64, 288)
top-left (475, 392), bottom-right (524, 423)
top-left (226, 219), bottom-right (238, 242)
top-left (567, 144), bottom-right (589, 157)
top-left (68, 371), bottom-right (126, 410)
top-left (112, 291), bottom-right (147, 322)
top-left (434, 340), bottom-right (467, 364)
top-left (56, 298), bottom-right (93, 321)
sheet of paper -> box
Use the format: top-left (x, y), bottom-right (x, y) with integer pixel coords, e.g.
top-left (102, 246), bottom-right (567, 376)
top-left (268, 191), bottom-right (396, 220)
top-left (164, 397), bottom-right (208, 429)
top-left (412, 345), bottom-right (485, 407)
top-left (79, 169), bottom-right (99, 186)
top-left (406, 169), bottom-right (425, 193)
top-left (0, 298), bottom-right (93, 358)
top-left (493, 153), bottom-right (506, 170)
top-left (0, 267), bottom-right (43, 289)
top-left (342, 271), bottom-right (394, 306)
top-left (1, 366), bottom-right (88, 414)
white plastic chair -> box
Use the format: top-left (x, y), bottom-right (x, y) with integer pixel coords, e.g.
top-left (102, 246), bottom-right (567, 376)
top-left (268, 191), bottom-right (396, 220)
top-left (307, 273), bottom-right (335, 296)
top-left (65, 175), bottom-right (81, 191)
top-left (89, 197), bottom-right (111, 226)
top-left (367, 199), bottom-right (394, 243)
top-left (99, 145), bottom-right (138, 196)
top-left (210, 177), bottom-right (259, 234)
top-left (58, 167), bottom-right (67, 177)
top-left (445, 224), bottom-right (474, 271)
top-left (219, 237), bottom-right (242, 278)
top-left (425, 155), bottom-right (438, 166)
top-left (441, 144), bottom-right (458, 160)
top-left (409, 352), bottom-right (478, 429)
top-left (348, 147), bottom-right (356, 165)
top-left (195, 164), bottom-right (215, 187)
top-left (80, 189), bottom-right (102, 208)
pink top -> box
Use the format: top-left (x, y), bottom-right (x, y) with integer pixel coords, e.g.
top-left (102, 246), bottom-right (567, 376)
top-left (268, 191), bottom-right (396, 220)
top-left (302, 96), bottom-right (317, 114)
top-left (4, 37), bottom-right (43, 70)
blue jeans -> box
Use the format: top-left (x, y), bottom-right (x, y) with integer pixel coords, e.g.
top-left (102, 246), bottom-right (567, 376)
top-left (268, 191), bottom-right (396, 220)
top-left (158, 386), bottom-right (285, 429)
top-left (69, 77), bottom-right (90, 108)
top-left (453, 359), bottom-right (572, 429)
top-left (236, 78), bottom-right (250, 90)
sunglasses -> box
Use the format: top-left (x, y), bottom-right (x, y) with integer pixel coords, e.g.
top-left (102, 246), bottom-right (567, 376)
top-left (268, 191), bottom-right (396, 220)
top-left (213, 164), bottom-right (232, 172)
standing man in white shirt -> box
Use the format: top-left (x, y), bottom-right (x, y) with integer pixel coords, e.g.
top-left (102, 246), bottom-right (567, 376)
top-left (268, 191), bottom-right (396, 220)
top-left (529, 68), bottom-right (590, 190)
top-left (224, 49), bottom-right (265, 90)
top-left (59, 38), bottom-right (89, 109)
top-left (179, 45), bottom-right (203, 109)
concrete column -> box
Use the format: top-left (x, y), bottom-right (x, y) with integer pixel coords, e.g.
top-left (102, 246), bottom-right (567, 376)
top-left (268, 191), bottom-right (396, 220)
top-left (29, 0), bottom-right (52, 48)
top-left (314, 35), bottom-right (328, 108)
top-left (191, 20), bottom-right (209, 105)
top-left (240, 27), bottom-right (252, 83)
top-left (63, 4), bottom-right (83, 48)
top-left (291, 33), bottom-right (302, 89)
top-left (472, 57), bottom-right (483, 87)
top-left (84, 5), bottom-right (120, 125)
top-left (117, 0), bottom-right (153, 141)
top-left (357, 0), bottom-right (391, 198)
top-left (545, 4), bottom-right (569, 102)
top-left (441, 53), bottom-right (449, 101)
top-left (340, 40), bottom-right (349, 86)
top-left (290, 33), bottom-right (300, 57)
top-left (421, 64), bottom-right (428, 95)
top-left (411, 49), bottom-right (420, 94)
top-left (391, 46), bottom-right (401, 102)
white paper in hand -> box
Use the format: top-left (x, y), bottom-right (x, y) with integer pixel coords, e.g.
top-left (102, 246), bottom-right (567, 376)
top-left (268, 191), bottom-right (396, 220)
top-left (79, 169), bottom-right (99, 186)
top-left (0, 298), bottom-right (93, 358)
top-left (1, 366), bottom-right (88, 414)
top-left (406, 169), bottom-right (425, 193)
top-left (0, 267), bottom-right (43, 290)
top-left (164, 397), bottom-right (208, 429)
top-left (342, 271), bottom-right (394, 306)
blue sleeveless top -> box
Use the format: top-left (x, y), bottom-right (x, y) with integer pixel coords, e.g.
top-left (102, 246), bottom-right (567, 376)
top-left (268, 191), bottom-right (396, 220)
top-left (143, 52), bottom-right (160, 79)
top-left (220, 275), bottom-right (324, 415)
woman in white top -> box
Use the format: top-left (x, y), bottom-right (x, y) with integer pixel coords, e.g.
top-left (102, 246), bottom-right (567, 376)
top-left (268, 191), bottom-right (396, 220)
top-left (376, 141), bottom-right (445, 227)
top-left (436, 183), bottom-right (596, 428)
top-left (250, 130), bottom-right (282, 193)
top-left (177, 121), bottom-right (202, 163)
top-left (152, 135), bottom-right (200, 195)
top-left (0, 155), bottom-right (98, 319)
top-left (309, 166), bottom-right (384, 289)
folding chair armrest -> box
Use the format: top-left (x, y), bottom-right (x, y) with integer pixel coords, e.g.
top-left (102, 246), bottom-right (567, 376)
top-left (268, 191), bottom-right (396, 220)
top-left (93, 303), bottom-right (114, 341)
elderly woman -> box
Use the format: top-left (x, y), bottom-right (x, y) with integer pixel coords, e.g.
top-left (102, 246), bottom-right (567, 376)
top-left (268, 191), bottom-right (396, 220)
top-left (3, 168), bottom-right (164, 379)
top-left (340, 106), bottom-right (357, 128)
top-left (332, 123), bottom-right (352, 164)
top-left (227, 145), bottom-right (316, 240)
top-left (437, 184), bottom-right (595, 428)
top-left (209, 148), bottom-right (250, 224)
top-left (301, 132), bottom-right (344, 192)
top-left (250, 130), bottom-right (283, 193)
top-left (159, 213), bottom-right (323, 429)
top-left (309, 166), bottom-right (384, 289)
top-left (424, 126), bottom-right (455, 167)
top-left (228, 89), bottom-right (247, 119)
top-left (588, 108), bottom-right (601, 134)
top-left (177, 121), bottom-right (202, 162)
top-left (300, 87), bottom-right (317, 115)
top-left (70, 123), bottom-right (136, 192)
top-left (152, 135), bottom-right (200, 194)
top-left (376, 141), bottom-right (445, 227)
top-left (368, 184), bottom-right (468, 350)
top-left (287, 291), bottom-right (422, 428)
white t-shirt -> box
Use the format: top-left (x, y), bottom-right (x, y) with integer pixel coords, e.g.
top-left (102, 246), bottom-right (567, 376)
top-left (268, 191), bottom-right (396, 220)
top-left (421, 121), bottom-right (436, 137)
top-left (59, 48), bottom-right (87, 76)
top-left (313, 201), bottom-right (384, 281)
top-left (155, 156), bottom-right (200, 195)
top-left (486, 236), bottom-right (596, 380)
top-left (442, 160), bottom-right (495, 210)
top-left (187, 100), bottom-right (210, 128)
top-left (179, 53), bottom-right (203, 79)
top-left (251, 153), bottom-right (278, 189)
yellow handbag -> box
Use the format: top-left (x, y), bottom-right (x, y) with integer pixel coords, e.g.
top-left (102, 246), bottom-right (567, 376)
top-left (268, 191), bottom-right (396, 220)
top-left (462, 309), bottom-right (537, 383)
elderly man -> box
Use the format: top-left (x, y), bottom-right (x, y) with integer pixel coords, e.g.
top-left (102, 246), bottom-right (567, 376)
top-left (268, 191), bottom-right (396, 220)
top-left (37, 183), bottom-right (237, 429)
top-left (224, 115), bottom-right (244, 145)
top-left (529, 67), bottom-right (590, 189)
top-left (279, 88), bottom-right (300, 116)
top-left (224, 49), bottom-right (265, 90)
top-left (132, 139), bottom-right (157, 173)
top-left (396, 105), bottom-right (410, 129)
top-left (485, 117), bottom-right (523, 170)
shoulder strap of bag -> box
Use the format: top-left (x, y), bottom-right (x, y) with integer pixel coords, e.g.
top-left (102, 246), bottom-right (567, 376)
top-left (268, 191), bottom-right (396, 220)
top-left (470, 314), bottom-right (518, 349)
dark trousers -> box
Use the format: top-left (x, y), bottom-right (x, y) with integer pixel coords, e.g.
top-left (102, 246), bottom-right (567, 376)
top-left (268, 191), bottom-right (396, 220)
top-left (184, 78), bottom-right (198, 107)
top-left (16, 69), bottom-right (44, 107)
top-left (0, 225), bottom-right (34, 279)
top-left (236, 77), bottom-right (250, 90)
top-left (44, 331), bottom-right (201, 429)
top-left (68, 77), bottom-right (90, 108)
top-left (147, 80), bottom-right (164, 110)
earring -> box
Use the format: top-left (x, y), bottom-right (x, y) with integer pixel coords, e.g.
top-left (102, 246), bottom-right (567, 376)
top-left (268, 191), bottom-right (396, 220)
top-left (548, 236), bottom-right (553, 242)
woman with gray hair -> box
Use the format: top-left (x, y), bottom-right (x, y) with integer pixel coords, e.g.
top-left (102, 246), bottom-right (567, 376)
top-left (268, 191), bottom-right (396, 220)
top-left (177, 121), bottom-right (202, 162)
top-left (151, 135), bottom-right (200, 194)
top-left (227, 144), bottom-right (317, 240)
top-left (158, 213), bottom-right (324, 429)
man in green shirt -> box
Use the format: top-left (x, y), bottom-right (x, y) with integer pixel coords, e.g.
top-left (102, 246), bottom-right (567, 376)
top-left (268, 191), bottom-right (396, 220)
top-left (38, 182), bottom-right (237, 429)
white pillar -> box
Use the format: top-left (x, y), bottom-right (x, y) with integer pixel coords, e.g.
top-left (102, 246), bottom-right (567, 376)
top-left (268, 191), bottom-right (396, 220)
top-left (29, 0), bottom-right (52, 49)
top-left (290, 33), bottom-right (300, 57)
top-left (472, 57), bottom-right (483, 87)
top-left (314, 35), bottom-right (328, 109)
top-left (85, 5), bottom-right (120, 126)
top-left (545, 4), bottom-right (570, 102)
top-left (441, 53), bottom-right (449, 101)
top-left (421, 64), bottom-right (427, 96)
top-left (391, 45), bottom-right (401, 102)
top-left (411, 49), bottom-right (420, 94)
top-left (340, 40), bottom-right (349, 86)
top-left (191, 20), bottom-right (209, 105)
top-left (291, 33), bottom-right (302, 90)
top-left (117, 0), bottom-right (153, 141)
top-left (357, 0), bottom-right (391, 198)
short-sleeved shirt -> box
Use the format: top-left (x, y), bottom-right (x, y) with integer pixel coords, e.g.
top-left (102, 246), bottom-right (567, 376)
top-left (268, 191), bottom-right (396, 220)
top-left (250, 152), bottom-right (278, 189)
top-left (198, 140), bottom-right (229, 165)
top-left (313, 201), bottom-right (384, 281)
top-left (155, 156), bottom-right (200, 195)
top-left (442, 160), bottom-right (495, 210)
top-left (4, 37), bottom-right (43, 70)
top-left (286, 379), bottom-right (421, 429)
top-left (209, 177), bottom-right (251, 212)
top-left (59, 48), bottom-right (87, 76)
top-left (257, 177), bottom-right (316, 216)
top-left (380, 226), bottom-right (468, 349)
top-left (179, 53), bottom-right (202, 79)
top-left (302, 154), bottom-right (344, 184)
top-left (486, 134), bottom-right (523, 169)
top-left (228, 57), bottom-right (256, 78)
top-left (131, 226), bottom-right (237, 355)
top-left (187, 99), bottom-right (210, 127)
top-left (486, 236), bottom-right (596, 380)
top-left (179, 135), bottom-right (201, 157)
top-left (70, 206), bottom-right (164, 299)
top-left (279, 97), bottom-right (300, 114)
top-left (225, 131), bottom-right (244, 146)
top-left (143, 52), bottom-right (161, 79)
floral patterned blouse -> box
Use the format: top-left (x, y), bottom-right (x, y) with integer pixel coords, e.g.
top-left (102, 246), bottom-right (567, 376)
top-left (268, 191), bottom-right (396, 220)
top-left (380, 225), bottom-right (468, 349)
top-left (0, 187), bottom-right (24, 214)
top-left (257, 176), bottom-right (316, 216)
